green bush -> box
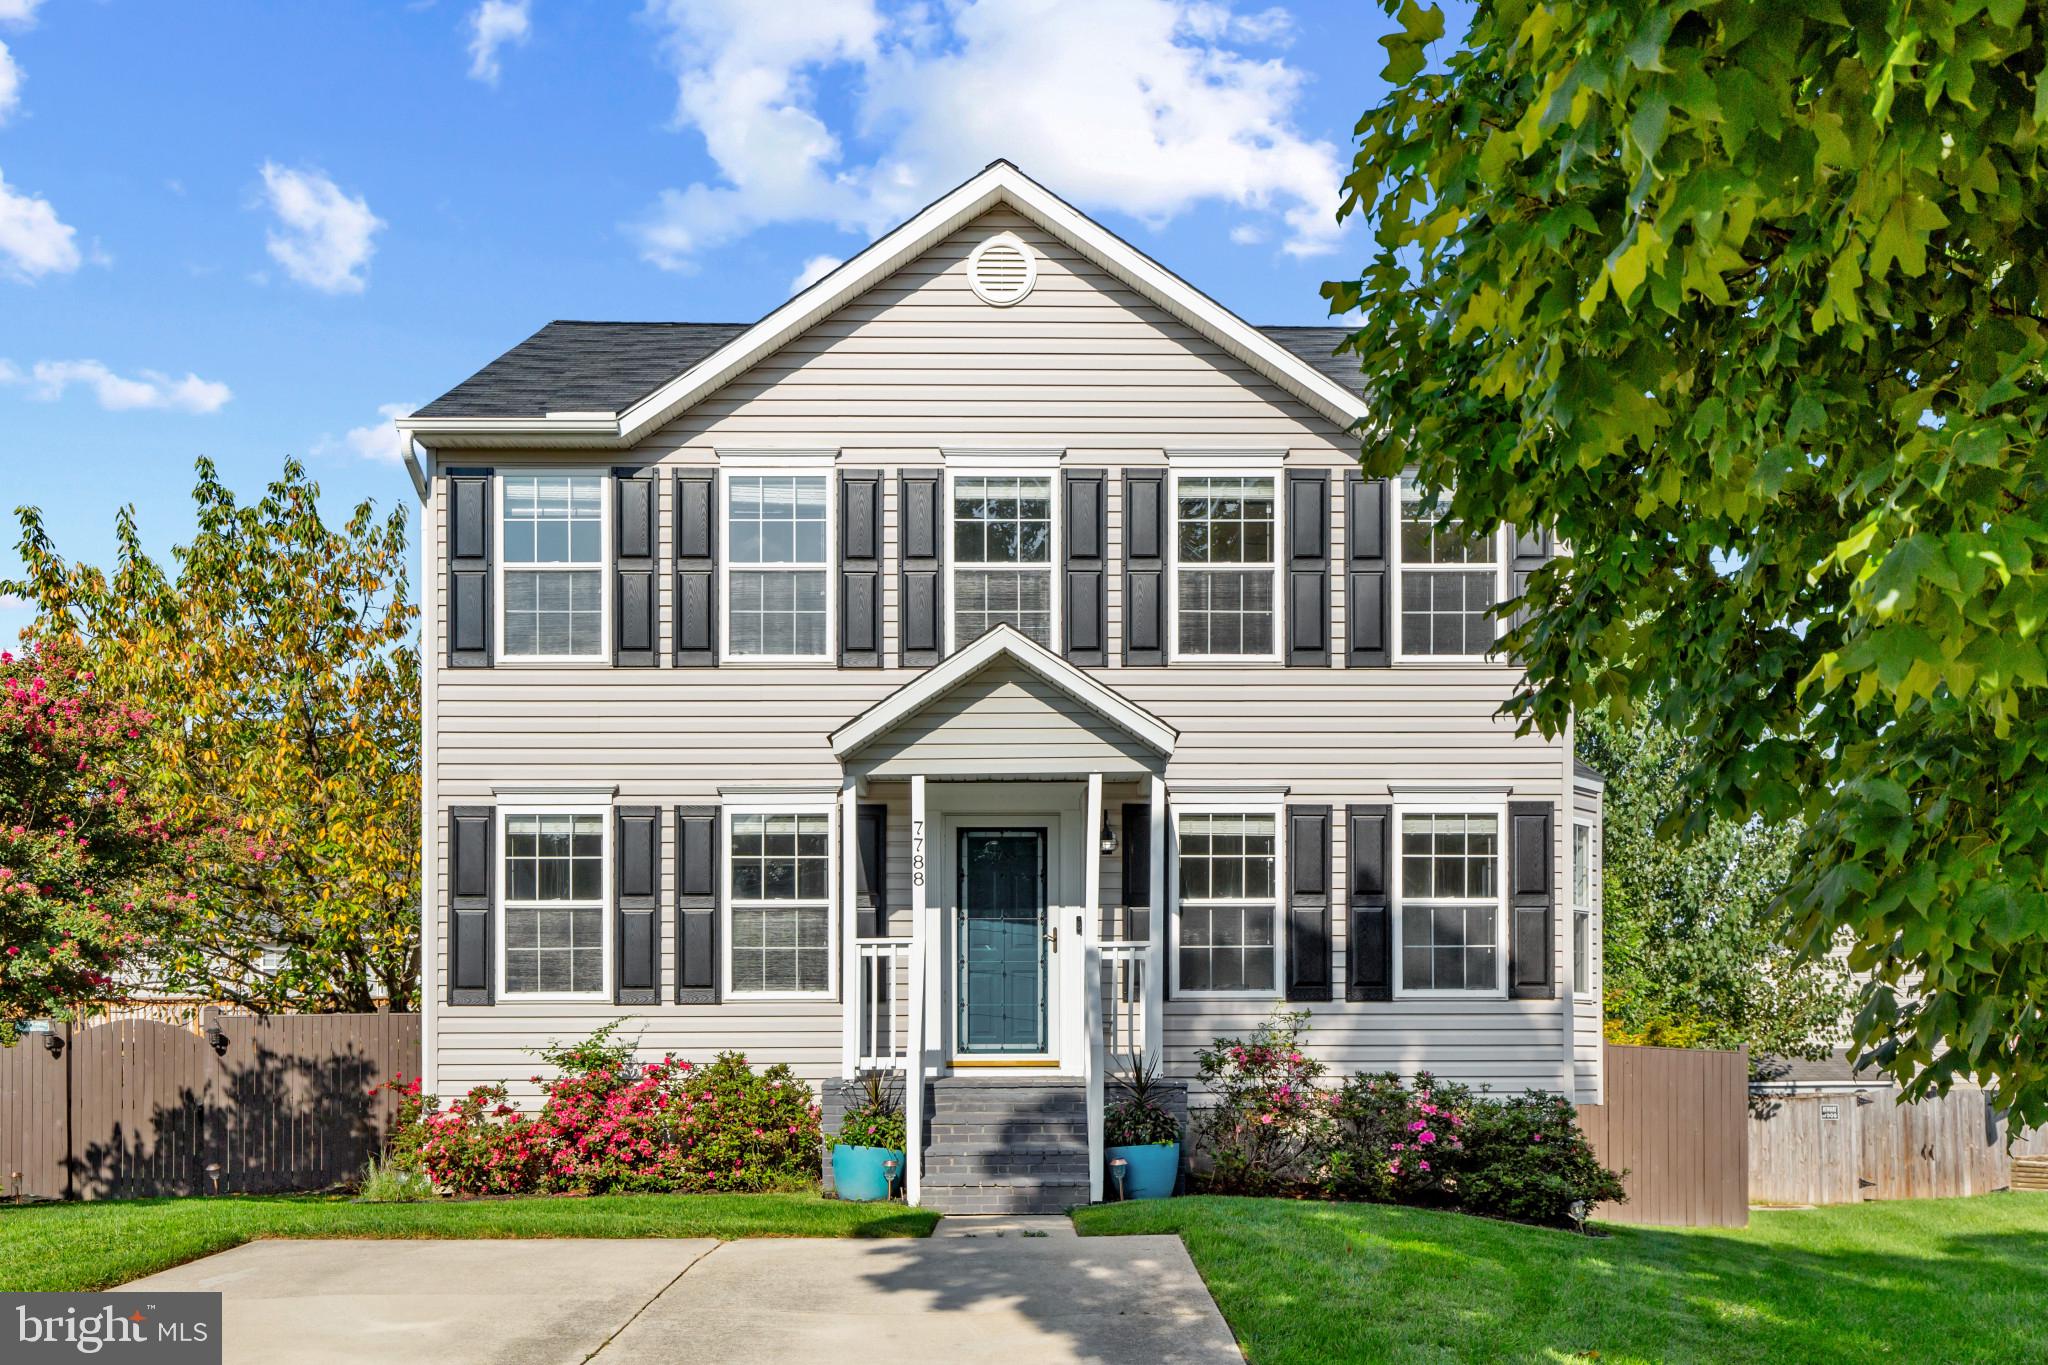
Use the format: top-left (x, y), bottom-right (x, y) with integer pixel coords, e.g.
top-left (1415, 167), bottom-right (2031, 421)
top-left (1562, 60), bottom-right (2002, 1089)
top-left (1192, 1010), bottom-right (1336, 1194)
top-left (1324, 1071), bottom-right (1472, 1207)
top-left (356, 1155), bottom-right (436, 1203)
top-left (1454, 1091), bottom-right (1628, 1226)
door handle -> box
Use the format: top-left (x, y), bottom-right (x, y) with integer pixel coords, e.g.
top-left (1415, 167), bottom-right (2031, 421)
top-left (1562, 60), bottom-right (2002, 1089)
top-left (1043, 927), bottom-right (1057, 950)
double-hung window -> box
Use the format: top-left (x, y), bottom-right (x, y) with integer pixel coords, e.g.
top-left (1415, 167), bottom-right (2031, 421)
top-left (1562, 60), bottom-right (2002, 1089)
top-left (1395, 808), bottom-right (1505, 995)
top-left (951, 474), bottom-right (1055, 648)
top-left (725, 473), bottom-right (830, 659)
top-left (1572, 820), bottom-right (1596, 997)
top-left (500, 807), bottom-right (608, 997)
top-left (1173, 474), bottom-right (1279, 659)
top-left (501, 473), bottom-right (606, 660)
top-left (1173, 809), bottom-right (1280, 994)
top-left (725, 808), bottom-right (834, 996)
top-left (1395, 476), bottom-right (1502, 660)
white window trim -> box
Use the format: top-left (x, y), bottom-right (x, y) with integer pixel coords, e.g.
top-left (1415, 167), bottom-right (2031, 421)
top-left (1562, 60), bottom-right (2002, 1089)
top-left (1168, 796), bottom-right (1287, 1000)
top-left (720, 801), bottom-right (839, 1001)
top-left (1166, 467), bottom-right (1285, 664)
top-left (1391, 798), bottom-right (1511, 1000)
top-left (1389, 471), bottom-right (1508, 665)
top-left (494, 470), bottom-right (612, 665)
top-left (718, 461), bottom-right (837, 665)
top-left (1572, 817), bottom-right (1598, 1000)
top-left (495, 794), bottom-right (613, 1001)
top-left (944, 462), bottom-right (1062, 655)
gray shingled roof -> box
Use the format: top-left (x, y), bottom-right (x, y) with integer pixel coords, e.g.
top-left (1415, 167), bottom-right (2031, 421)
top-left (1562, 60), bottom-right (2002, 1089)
top-left (414, 320), bottom-right (1361, 420)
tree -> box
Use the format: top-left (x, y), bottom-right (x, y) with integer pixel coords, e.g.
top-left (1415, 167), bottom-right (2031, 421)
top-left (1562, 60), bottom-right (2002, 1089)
top-left (1329, 2), bottom-right (2048, 1120)
top-left (6, 458), bottom-right (420, 1013)
top-left (0, 637), bottom-right (174, 1042)
top-left (1582, 704), bottom-right (1851, 1064)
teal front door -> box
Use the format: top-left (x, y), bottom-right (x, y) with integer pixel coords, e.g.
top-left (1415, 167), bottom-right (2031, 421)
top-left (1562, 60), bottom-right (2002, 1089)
top-left (957, 828), bottom-right (1049, 1054)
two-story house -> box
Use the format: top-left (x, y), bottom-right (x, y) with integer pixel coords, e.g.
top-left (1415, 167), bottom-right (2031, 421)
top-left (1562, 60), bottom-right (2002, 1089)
top-left (399, 161), bottom-right (1605, 1213)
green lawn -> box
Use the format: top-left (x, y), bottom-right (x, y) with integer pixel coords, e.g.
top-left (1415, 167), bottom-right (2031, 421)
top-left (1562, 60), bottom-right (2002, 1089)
top-left (0, 1190), bottom-right (938, 1292)
top-left (1075, 1192), bottom-right (2048, 1364)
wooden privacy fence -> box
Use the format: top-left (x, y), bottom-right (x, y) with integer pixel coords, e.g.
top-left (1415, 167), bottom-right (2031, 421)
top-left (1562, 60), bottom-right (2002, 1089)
top-left (1750, 1087), bottom-right (2048, 1206)
top-left (1575, 1043), bottom-right (1750, 1227)
top-left (0, 1012), bottom-right (420, 1201)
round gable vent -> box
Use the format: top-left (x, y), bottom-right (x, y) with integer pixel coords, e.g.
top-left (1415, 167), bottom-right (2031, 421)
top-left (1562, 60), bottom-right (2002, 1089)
top-left (967, 232), bottom-right (1037, 307)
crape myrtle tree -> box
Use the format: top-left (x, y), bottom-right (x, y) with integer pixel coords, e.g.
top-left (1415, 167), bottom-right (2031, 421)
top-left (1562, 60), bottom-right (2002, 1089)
top-left (5, 458), bottom-right (420, 1013)
top-left (1329, 2), bottom-right (2048, 1120)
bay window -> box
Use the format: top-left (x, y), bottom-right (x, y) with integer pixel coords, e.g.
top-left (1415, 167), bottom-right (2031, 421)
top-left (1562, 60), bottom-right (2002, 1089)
top-left (1573, 819), bottom-right (1596, 997)
top-left (1173, 810), bottom-right (1279, 993)
top-left (501, 473), bottom-right (605, 660)
top-left (726, 473), bottom-right (830, 659)
top-left (1173, 474), bottom-right (1279, 659)
top-left (725, 809), bottom-right (834, 996)
top-left (1395, 476), bottom-right (1502, 660)
top-left (1396, 809), bottom-right (1504, 994)
top-left (951, 474), bottom-right (1055, 648)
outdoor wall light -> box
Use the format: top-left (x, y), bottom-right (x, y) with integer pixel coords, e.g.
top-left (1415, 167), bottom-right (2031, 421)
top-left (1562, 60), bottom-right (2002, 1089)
top-left (1099, 816), bottom-right (1118, 855)
top-left (41, 1030), bottom-right (64, 1060)
top-left (203, 1021), bottom-right (229, 1056)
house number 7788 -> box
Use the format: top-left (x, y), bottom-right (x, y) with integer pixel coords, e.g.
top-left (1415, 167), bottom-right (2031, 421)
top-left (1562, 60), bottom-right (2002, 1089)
top-left (911, 819), bottom-right (925, 888)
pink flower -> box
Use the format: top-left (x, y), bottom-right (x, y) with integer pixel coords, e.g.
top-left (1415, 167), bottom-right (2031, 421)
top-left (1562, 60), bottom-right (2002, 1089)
top-left (1258, 1112), bottom-right (1275, 1125)
top-left (1531, 1133), bottom-right (1545, 1144)
top-left (1387, 1160), bottom-right (1402, 1175)
top-left (1418, 1160), bottom-right (1430, 1173)
top-left (1418, 1130), bottom-right (1436, 1145)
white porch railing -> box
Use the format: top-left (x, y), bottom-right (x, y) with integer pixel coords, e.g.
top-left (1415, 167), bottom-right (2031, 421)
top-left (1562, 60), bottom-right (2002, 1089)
top-left (1100, 941), bottom-right (1148, 1063)
top-left (853, 938), bottom-right (912, 1071)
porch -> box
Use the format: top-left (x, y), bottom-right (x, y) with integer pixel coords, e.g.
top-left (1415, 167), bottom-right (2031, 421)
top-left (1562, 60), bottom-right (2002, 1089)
top-left (827, 627), bottom-right (1175, 1210)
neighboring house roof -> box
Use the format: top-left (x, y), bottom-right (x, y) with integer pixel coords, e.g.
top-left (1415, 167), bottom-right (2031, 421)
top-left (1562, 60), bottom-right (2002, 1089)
top-left (414, 320), bottom-right (1360, 423)
top-left (1574, 758), bottom-right (1607, 787)
top-left (400, 160), bottom-right (1369, 451)
top-left (831, 623), bottom-right (1178, 761)
top-left (1751, 1048), bottom-right (1893, 1093)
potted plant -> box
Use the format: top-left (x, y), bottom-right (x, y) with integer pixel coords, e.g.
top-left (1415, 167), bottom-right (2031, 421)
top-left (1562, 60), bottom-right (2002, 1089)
top-left (1104, 1051), bottom-right (1181, 1200)
top-left (827, 1069), bottom-right (907, 1201)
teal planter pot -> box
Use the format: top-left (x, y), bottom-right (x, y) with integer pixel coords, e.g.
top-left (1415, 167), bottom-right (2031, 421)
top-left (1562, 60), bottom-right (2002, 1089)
top-left (831, 1144), bottom-right (904, 1202)
top-left (1106, 1143), bottom-right (1179, 1200)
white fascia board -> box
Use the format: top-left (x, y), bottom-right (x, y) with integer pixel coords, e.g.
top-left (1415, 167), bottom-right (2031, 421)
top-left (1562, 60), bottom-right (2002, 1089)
top-left (830, 623), bottom-right (1177, 759)
top-left (404, 162), bottom-right (1368, 450)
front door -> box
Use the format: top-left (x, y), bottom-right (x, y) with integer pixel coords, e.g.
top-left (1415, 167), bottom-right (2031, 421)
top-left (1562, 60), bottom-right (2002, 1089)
top-left (956, 828), bottom-right (1049, 1055)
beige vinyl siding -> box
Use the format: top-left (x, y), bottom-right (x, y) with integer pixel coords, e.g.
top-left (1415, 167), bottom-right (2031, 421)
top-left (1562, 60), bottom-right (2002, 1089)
top-left (853, 659), bottom-right (1160, 779)
top-left (421, 204), bottom-right (1596, 1101)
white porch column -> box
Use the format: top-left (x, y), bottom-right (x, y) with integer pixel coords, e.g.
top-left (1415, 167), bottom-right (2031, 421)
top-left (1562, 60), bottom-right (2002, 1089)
top-left (1145, 773), bottom-right (1167, 1069)
top-left (1083, 770), bottom-right (1105, 1204)
top-left (905, 774), bottom-right (928, 1207)
top-left (839, 779), bottom-right (860, 1079)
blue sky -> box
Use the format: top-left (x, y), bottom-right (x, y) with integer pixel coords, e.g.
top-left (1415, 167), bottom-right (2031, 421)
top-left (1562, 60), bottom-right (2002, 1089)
top-left (0, 0), bottom-right (1449, 646)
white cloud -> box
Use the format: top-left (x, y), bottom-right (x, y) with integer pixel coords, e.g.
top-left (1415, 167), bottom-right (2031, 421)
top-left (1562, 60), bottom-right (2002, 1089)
top-left (258, 162), bottom-right (385, 294)
top-left (0, 40), bottom-right (21, 125)
top-left (789, 254), bottom-right (843, 292)
top-left (467, 0), bottom-right (531, 84)
top-left (0, 167), bottom-right (79, 280)
top-left (1229, 223), bottom-right (1267, 245)
top-left (315, 402), bottom-right (416, 465)
top-left (5, 358), bottom-right (232, 413)
top-left (631, 0), bottom-right (1347, 271)
top-left (0, 2), bottom-right (46, 23)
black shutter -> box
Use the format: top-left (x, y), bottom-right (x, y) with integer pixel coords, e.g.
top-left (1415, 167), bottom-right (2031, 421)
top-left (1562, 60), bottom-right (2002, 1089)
top-left (1345, 804), bottom-right (1392, 1001)
top-left (614, 807), bottom-right (661, 1004)
top-left (448, 469), bottom-right (493, 668)
top-left (841, 470), bottom-right (882, 667)
top-left (1508, 800), bottom-right (1556, 999)
top-left (855, 803), bottom-right (887, 938)
top-left (675, 805), bottom-right (720, 1003)
top-left (674, 470), bottom-right (717, 667)
top-left (1121, 802), bottom-right (1151, 942)
top-left (1506, 523), bottom-right (1552, 638)
top-left (1285, 804), bottom-right (1332, 1001)
top-left (613, 468), bottom-right (657, 668)
top-left (1063, 469), bottom-right (1107, 666)
top-left (1344, 471), bottom-right (1391, 668)
top-left (1123, 470), bottom-right (1166, 666)
top-left (899, 470), bottom-right (943, 665)
top-left (448, 806), bottom-right (493, 1005)
top-left (1286, 470), bottom-right (1331, 667)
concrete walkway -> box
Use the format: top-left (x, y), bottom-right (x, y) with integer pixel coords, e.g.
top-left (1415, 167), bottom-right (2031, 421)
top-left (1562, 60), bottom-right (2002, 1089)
top-left (124, 1220), bottom-right (1240, 1364)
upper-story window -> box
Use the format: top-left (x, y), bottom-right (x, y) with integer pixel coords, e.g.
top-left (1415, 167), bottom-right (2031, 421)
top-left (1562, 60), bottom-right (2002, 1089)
top-left (1395, 808), bottom-right (1504, 995)
top-left (1173, 474), bottom-right (1279, 660)
top-left (952, 474), bottom-right (1054, 648)
top-left (725, 808), bottom-right (834, 996)
top-left (1173, 809), bottom-right (1280, 994)
top-left (1396, 476), bottom-right (1501, 660)
top-left (725, 474), bottom-right (831, 660)
top-left (1573, 819), bottom-right (1596, 997)
top-left (501, 473), bottom-right (606, 660)
top-left (501, 808), bottom-right (607, 996)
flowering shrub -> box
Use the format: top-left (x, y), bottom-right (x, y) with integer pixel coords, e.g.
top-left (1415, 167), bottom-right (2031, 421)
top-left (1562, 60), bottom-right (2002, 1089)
top-left (1454, 1091), bottom-right (1628, 1226)
top-left (1192, 1010), bottom-right (1335, 1194)
top-left (1324, 1071), bottom-right (1474, 1206)
top-left (381, 1030), bottom-right (822, 1196)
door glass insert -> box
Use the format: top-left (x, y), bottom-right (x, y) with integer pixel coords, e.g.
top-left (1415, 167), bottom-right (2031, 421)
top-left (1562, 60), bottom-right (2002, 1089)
top-left (956, 828), bottom-right (1049, 1054)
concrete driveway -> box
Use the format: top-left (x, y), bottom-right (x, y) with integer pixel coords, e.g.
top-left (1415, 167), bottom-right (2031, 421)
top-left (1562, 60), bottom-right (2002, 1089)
top-left (123, 1220), bottom-right (1241, 1364)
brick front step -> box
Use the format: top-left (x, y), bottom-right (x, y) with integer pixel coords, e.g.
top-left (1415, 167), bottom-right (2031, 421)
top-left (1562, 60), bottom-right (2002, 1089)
top-left (920, 1176), bottom-right (1092, 1215)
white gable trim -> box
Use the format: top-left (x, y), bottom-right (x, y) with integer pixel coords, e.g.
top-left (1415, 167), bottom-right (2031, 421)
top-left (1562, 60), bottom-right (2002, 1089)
top-left (400, 162), bottom-right (1368, 450)
top-left (830, 624), bottom-right (1177, 761)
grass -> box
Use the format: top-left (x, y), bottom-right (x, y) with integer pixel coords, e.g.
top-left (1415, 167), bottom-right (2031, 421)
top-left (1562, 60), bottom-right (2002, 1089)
top-left (1075, 1192), bottom-right (2048, 1364)
top-left (0, 1190), bottom-right (939, 1292)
